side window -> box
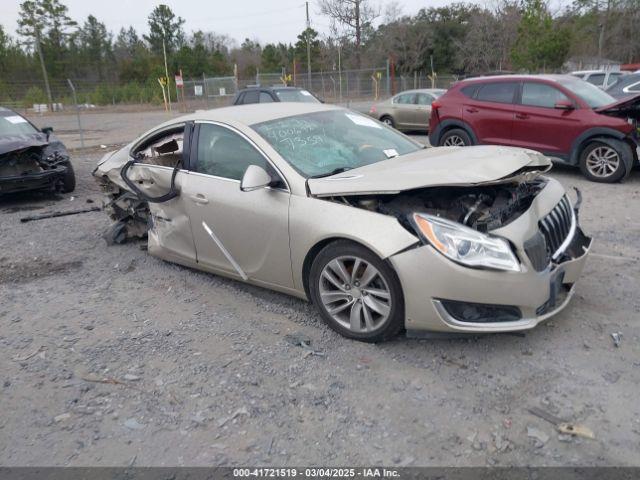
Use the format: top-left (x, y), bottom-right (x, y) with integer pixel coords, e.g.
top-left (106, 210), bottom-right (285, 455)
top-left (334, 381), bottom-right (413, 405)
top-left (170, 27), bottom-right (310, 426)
top-left (259, 92), bottom-right (274, 103)
top-left (476, 82), bottom-right (517, 104)
top-left (394, 93), bottom-right (415, 104)
top-left (242, 90), bottom-right (259, 104)
top-left (623, 80), bottom-right (640, 93)
top-left (586, 74), bottom-right (605, 86)
top-left (416, 93), bottom-right (434, 105)
top-left (132, 125), bottom-right (185, 167)
top-left (521, 82), bottom-right (570, 108)
top-left (196, 123), bottom-right (268, 181)
top-left (460, 85), bottom-right (478, 98)
top-left (606, 73), bottom-right (622, 87)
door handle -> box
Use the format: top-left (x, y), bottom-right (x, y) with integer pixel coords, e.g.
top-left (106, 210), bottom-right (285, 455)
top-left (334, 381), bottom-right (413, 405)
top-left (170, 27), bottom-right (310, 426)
top-left (515, 113), bottom-right (529, 120)
top-left (465, 107), bottom-right (479, 113)
top-left (190, 193), bottom-right (209, 205)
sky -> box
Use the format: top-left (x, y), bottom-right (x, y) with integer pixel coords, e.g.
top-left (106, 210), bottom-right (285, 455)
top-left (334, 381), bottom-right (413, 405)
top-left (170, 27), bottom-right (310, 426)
top-left (1, 0), bottom-right (467, 46)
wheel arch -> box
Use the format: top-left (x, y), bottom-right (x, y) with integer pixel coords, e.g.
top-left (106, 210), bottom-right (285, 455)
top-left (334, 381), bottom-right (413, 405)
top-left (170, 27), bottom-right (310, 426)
top-left (569, 127), bottom-right (628, 165)
top-left (432, 119), bottom-right (478, 146)
top-left (301, 236), bottom-right (400, 301)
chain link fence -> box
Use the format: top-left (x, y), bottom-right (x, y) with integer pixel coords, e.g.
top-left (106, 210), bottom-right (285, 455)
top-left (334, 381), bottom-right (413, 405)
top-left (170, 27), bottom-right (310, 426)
top-left (1, 69), bottom-right (461, 115)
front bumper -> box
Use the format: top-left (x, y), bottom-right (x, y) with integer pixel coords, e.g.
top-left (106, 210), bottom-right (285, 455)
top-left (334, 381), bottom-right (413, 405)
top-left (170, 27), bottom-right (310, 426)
top-left (0, 165), bottom-right (68, 194)
top-left (390, 219), bottom-right (592, 335)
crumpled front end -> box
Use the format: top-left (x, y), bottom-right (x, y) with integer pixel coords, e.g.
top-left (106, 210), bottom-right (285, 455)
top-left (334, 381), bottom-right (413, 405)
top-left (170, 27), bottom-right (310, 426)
top-left (387, 177), bottom-right (592, 334)
top-left (0, 148), bottom-right (70, 195)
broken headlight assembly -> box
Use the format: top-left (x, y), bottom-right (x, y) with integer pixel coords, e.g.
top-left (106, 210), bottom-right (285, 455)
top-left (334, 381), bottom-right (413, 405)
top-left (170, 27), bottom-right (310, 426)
top-left (411, 213), bottom-right (520, 272)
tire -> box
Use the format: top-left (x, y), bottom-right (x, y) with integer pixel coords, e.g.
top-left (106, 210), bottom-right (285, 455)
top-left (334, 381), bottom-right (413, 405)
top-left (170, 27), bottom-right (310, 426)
top-left (309, 240), bottom-right (404, 342)
top-left (61, 161), bottom-right (76, 193)
top-left (380, 116), bottom-right (395, 128)
top-left (578, 139), bottom-right (629, 183)
top-left (439, 128), bottom-right (473, 147)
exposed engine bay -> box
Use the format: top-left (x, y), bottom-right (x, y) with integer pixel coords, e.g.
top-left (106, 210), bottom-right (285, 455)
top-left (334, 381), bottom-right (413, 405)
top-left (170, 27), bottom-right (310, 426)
top-left (330, 178), bottom-right (548, 233)
top-left (0, 146), bottom-right (71, 194)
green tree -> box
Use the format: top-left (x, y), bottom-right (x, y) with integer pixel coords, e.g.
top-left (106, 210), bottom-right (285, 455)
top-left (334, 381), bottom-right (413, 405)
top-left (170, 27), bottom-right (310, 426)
top-left (294, 28), bottom-right (322, 72)
top-left (144, 4), bottom-right (185, 55)
top-left (17, 0), bottom-right (77, 104)
top-left (78, 15), bottom-right (112, 80)
top-left (511, 0), bottom-right (570, 71)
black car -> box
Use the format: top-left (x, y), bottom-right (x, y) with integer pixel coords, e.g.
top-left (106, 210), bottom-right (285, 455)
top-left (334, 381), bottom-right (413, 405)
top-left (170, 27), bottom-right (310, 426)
top-left (232, 86), bottom-right (321, 105)
top-left (606, 72), bottom-right (640, 99)
top-left (0, 107), bottom-right (75, 195)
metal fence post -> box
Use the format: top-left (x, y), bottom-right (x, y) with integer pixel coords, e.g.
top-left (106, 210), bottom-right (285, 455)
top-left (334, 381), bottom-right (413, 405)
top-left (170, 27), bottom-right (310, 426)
top-left (66, 79), bottom-right (84, 149)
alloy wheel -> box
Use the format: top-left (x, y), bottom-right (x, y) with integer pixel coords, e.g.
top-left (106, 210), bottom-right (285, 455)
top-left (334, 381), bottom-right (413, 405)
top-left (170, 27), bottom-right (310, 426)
top-left (443, 135), bottom-right (466, 147)
top-left (382, 118), bottom-right (394, 126)
top-left (318, 256), bottom-right (392, 333)
top-left (585, 146), bottom-right (620, 178)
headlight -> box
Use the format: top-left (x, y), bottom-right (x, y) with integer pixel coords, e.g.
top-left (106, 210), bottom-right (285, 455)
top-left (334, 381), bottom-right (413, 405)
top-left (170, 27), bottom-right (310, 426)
top-left (411, 213), bottom-right (520, 272)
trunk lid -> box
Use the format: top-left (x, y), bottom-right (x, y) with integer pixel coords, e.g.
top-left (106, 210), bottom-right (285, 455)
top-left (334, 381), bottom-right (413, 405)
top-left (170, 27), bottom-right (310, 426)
top-left (307, 145), bottom-right (551, 197)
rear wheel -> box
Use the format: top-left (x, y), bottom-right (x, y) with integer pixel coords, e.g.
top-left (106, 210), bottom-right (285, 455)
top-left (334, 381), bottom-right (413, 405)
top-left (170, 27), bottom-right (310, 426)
top-left (380, 116), bottom-right (395, 128)
top-left (579, 140), bottom-right (628, 183)
top-left (439, 128), bottom-right (472, 147)
top-left (309, 241), bottom-right (404, 342)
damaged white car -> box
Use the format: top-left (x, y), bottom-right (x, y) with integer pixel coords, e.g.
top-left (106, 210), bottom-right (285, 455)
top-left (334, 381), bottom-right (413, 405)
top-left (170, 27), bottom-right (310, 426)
top-left (94, 103), bottom-right (591, 342)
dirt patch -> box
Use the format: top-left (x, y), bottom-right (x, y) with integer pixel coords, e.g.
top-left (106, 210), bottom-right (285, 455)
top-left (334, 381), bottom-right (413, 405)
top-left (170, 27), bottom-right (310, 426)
top-left (0, 258), bottom-right (83, 284)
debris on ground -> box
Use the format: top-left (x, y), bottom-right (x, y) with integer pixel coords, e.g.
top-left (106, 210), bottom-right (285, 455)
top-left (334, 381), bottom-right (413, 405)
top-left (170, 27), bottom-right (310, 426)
top-left (217, 407), bottom-right (250, 427)
top-left (528, 407), bottom-right (595, 440)
top-left (20, 206), bottom-right (101, 223)
top-left (283, 332), bottom-right (325, 357)
top-left (611, 332), bottom-right (622, 348)
top-left (527, 425), bottom-right (550, 446)
top-left (12, 345), bottom-right (46, 362)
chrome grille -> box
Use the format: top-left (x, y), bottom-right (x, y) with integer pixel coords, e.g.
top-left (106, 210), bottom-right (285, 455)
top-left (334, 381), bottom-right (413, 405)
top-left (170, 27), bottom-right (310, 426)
top-left (538, 196), bottom-right (574, 259)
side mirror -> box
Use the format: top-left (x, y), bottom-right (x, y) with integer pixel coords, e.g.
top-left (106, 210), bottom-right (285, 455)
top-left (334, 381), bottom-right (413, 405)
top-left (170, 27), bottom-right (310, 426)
top-left (41, 126), bottom-right (53, 139)
top-left (554, 100), bottom-right (574, 110)
top-left (241, 165), bottom-right (272, 192)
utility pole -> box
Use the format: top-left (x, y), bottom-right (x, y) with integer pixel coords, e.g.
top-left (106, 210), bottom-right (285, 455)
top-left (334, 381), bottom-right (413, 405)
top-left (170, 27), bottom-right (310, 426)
top-left (306, 1), bottom-right (312, 89)
top-left (163, 37), bottom-right (172, 111)
top-left (34, 27), bottom-right (53, 110)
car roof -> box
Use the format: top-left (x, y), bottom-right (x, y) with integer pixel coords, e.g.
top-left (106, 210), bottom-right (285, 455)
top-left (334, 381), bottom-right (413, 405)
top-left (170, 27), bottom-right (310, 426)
top-left (161, 102), bottom-right (341, 127)
top-left (458, 74), bottom-right (580, 84)
top-left (0, 107), bottom-right (18, 116)
top-left (239, 86), bottom-right (305, 92)
top-left (394, 88), bottom-right (446, 95)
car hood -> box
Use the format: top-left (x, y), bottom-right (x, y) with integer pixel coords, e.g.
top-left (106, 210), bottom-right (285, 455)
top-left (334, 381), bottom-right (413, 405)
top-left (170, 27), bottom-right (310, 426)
top-left (594, 93), bottom-right (640, 119)
top-left (307, 146), bottom-right (551, 197)
top-left (0, 133), bottom-right (50, 156)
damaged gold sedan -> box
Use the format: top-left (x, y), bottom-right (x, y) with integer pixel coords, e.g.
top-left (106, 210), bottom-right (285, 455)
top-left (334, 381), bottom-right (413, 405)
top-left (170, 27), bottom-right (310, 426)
top-left (94, 103), bottom-right (591, 342)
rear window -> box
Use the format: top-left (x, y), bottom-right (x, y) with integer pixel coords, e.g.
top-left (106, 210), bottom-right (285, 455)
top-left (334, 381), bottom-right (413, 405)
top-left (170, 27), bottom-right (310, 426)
top-left (274, 89), bottom-right (319, 103)
top-left (476, 82), bottom-right (517, 104)
top-left (460, 85), bottom-right (478, 97)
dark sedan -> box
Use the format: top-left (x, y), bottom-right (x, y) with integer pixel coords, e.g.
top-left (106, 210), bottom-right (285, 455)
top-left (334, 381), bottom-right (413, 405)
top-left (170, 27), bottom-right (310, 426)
top-left (0, 107), bottom-right (75, 195)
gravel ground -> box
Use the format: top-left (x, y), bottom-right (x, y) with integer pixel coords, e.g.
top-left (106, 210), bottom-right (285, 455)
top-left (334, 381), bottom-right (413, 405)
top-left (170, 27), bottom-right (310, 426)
top-left (1, 113), bottom-right (639, 467)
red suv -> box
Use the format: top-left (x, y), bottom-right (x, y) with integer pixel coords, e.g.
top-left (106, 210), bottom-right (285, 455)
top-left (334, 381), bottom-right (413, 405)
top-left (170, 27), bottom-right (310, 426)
top-left (429, 75), bottom-right (640, 182)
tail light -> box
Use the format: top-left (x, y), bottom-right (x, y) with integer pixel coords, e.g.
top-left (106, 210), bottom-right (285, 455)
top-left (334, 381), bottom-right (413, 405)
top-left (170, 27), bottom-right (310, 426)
top-left (431, 101), bottom-right (441, 110)
top-left (370, 105), bottom-right (377, 114)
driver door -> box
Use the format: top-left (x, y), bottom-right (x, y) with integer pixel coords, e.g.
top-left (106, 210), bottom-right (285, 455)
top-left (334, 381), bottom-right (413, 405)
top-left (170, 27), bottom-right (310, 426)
top-left (182, 122), bottom-right (293, 289)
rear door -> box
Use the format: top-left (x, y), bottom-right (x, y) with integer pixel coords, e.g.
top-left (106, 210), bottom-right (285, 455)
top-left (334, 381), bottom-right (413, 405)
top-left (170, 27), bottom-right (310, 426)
top-left (414, 93), bottom-right (434, 128)
top-left (391, 93), bottom-right (417, 129)
top-left (511, 81), bottom-right (583, 156)
top-left (181, 122), bottom-right (293, 288)
top-left (463, 81), bottom-right (518, 145)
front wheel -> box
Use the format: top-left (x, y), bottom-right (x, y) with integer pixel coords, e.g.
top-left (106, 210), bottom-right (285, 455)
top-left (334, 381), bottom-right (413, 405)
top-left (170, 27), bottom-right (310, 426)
top-left (439, 128), bottom-right (472, 147)
top-left (579, 140), bottom-right (629, 183)
top-left (61, 161), bottom-right (76, 193)
top-left (309, 241), bottom-right (404, 342)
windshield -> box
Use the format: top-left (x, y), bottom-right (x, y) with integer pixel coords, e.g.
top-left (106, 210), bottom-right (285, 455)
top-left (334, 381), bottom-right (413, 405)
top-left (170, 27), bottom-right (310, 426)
top-left (252, 110), bottom-right (422, 177)
top-left (557, 78), bottom-right (616, 108)
top-left (0, 113), bottom-right (39, 136)
top-left (274, 89), bottom-right (320, 103)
